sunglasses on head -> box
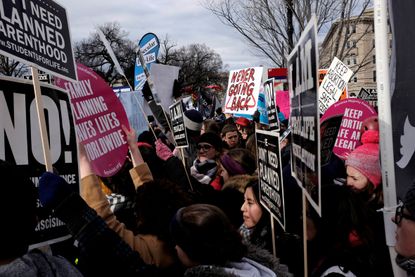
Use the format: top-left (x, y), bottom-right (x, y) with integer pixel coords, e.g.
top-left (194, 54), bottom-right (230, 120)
top-left (197, 144), bottom-right (213, 151)
top-left (395, 202), bottom-right (415, 225)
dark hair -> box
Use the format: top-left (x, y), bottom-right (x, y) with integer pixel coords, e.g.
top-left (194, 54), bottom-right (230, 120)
top-left (308, 185), bottom-right (375, 275)
top-left (135, 179), bottom-right (193, 243)
top-left (245, 133), bottom-right (257, 161)
top-left (243, 179), bottom-right (272, 251)
top-left (0, 160), bottom-right (37, 260)
top-left (170, 204), bottom-right (246, 265)
top-left (202, 119), bottom-right (221, 136)
top-left (226, 148), bottom-right (257, 175)
top-left (221, 124), bottom-right (238, 137)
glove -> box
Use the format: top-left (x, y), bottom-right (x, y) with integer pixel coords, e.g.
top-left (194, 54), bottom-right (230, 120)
top-left (142, 81), bottom-right (154, 102)
top-left (39, 172), bottom-right (73, 209)
top-left (155, 138), bottom-right (174, 161)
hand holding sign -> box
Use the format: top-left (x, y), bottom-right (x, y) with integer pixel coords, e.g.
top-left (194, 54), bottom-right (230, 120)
top-left (55, 63), bottom-right (130, 177)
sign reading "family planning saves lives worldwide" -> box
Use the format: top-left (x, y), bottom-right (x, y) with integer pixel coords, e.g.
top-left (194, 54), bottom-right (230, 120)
top-left (0, 0), bottom-right (76, 81)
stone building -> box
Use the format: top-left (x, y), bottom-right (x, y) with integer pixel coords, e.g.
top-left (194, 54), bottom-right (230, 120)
top-left (320, 9), bottom-right (392, 97)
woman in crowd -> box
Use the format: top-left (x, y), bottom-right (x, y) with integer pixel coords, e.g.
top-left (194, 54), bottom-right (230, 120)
top-left (307, 185), bottom-right (377, 276)
top-left (219, 148), bottom-right (257, 184)
top-left (190, 132), bottom-right (223, 190)
top-left (239, 179), bottom-right (274, 253)
top-left (345, 129), bottom-right (383, 207)
top-left (170, 203), bottom-right (292, 277)
top-left (343, 128), bottom-right (393, 276)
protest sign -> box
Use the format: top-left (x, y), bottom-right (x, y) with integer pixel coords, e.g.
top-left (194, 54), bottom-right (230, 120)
top-left (264, 78), bottom-right (280, 131)
top-left (0, 76), bottom-right (77, 247)
top-left (357, 88), bottom-right (377, 109)
top-left (117, 90), bottom-right (149, 136)
top-left (320, 115), bottom-right (343, 166)
top-left (256, 129), bottom-right (285, 230)
top-left (0, 0), bottom-right (76, 81)
top-left (319, 69), bottom-right (348, 100)
top-left (321, 98), bottom-right (377, 160)
top-left (234, 85), bottom-right (269, 125)
top-left (169, 100), bottom-right (188, 147)
top-left (387, 0), bottom-right (415, 200)
top-left (224, 67), bottom-right (263, 115)
top-left (319, 58), bottom-right (353, 114)
top-left (275, 89), bottom-right (290, 120)
top-left (287, 15), bottom-right (321, 215)
top-left (134, 33), bottom-right (160, 91)
top-left (55, 63), bottom-right (129, 177)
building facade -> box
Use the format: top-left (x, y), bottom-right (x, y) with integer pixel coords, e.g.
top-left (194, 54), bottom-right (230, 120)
top-left (320, 9), bottom-right (392, 98)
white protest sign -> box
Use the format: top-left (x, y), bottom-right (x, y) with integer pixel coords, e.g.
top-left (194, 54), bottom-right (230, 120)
top-left (319, 57), bottom-right (353, 114)
top-left (224, 67), bottom-right (263, 115)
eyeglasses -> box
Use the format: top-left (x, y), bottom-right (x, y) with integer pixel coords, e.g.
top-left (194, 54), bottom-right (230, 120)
top-left (395, 202), bottom-right (415, 225)
top-left (197, 144), bottom-right (213, 151)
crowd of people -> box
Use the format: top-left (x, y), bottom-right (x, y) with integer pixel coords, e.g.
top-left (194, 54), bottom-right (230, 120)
top-left (1, 105), bottom-right (415, 277)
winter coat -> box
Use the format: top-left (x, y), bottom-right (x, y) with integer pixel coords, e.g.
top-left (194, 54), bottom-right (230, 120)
top-left (51, 189), bottom-right (159, 277)
top-left (183, 244), bottom-right (292, 277)
top-left (81, 163), bottom-right (177, 268)
top-left (0, 250), bottom-right (83, 277)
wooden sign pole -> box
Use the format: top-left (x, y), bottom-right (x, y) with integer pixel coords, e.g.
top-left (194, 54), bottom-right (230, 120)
top-left (31, 67), bottom-right (52, 172)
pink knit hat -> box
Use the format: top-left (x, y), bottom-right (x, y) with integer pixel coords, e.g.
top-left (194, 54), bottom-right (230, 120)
top-left (345, 130), bottom-right (381, 188)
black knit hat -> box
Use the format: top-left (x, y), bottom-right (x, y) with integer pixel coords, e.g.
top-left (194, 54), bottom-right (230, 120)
top-left (199, 132), bottom-right (222, 151)
top-left (404, 184), bottom-right (415, 219)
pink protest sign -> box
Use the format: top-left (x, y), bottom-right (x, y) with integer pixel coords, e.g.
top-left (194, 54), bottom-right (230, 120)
top-left (55, 63), bottom-right (129, 177)
top-left (275, 90), bottom-right (290, 119)
top-left (321, 98), bottom-right (377, 160)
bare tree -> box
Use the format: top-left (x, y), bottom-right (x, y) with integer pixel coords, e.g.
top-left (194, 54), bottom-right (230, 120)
top-left (160, 42), bottom-right (225, 92)
top-left (158, 34), bottom-right (178, 64)
top-left (74, 22), bottom-right (136, 86)
top-left (0, 55), bottom-right (28, 77)
top-left (204, 0), bottom-right (371, 69)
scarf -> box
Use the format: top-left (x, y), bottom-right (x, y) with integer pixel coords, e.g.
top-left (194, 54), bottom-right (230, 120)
top-left (239, 224), bottom-right (253, 245)
top-left (190, 159), bottom-right (218, 185)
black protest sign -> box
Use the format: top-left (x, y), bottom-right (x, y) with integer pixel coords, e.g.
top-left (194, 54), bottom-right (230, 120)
top-left (320, 115), bottom-right (342, 166)
top-left (169, 101), bottom-right (188, 147)
top-left (0, 76), bottom-right (78, 247)
top-left (358, 88), bottom-right (377, 110)
top-left (287, 15), bottom-right (321, 215)
top-left (256, 129), bottom-right (285, 230)
top-left (391, 1), bottom-right (415, 200)
top-left (264, 78), bottom-right (280, 131)
top-left (0, 0), bottom-right (76, 81)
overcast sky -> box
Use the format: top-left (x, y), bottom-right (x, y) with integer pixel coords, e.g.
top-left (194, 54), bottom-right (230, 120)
top-left (61, 0), bottom-right (270, 71)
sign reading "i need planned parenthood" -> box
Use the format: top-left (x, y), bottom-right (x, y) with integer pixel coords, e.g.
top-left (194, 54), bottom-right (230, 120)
top-left (0, 0), bottom-right (76, 81)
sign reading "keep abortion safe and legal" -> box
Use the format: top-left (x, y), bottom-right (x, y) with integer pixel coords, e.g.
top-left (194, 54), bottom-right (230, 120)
top-left (0, 0), bottom-right (76, 81)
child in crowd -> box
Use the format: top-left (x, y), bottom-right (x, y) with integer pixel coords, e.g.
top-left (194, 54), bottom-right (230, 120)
top-left (221, 124), bottom-right (241, 150)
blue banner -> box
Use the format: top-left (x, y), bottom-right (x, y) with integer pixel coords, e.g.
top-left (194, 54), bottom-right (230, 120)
top-left (134, 33), bottom-right (160, 91)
